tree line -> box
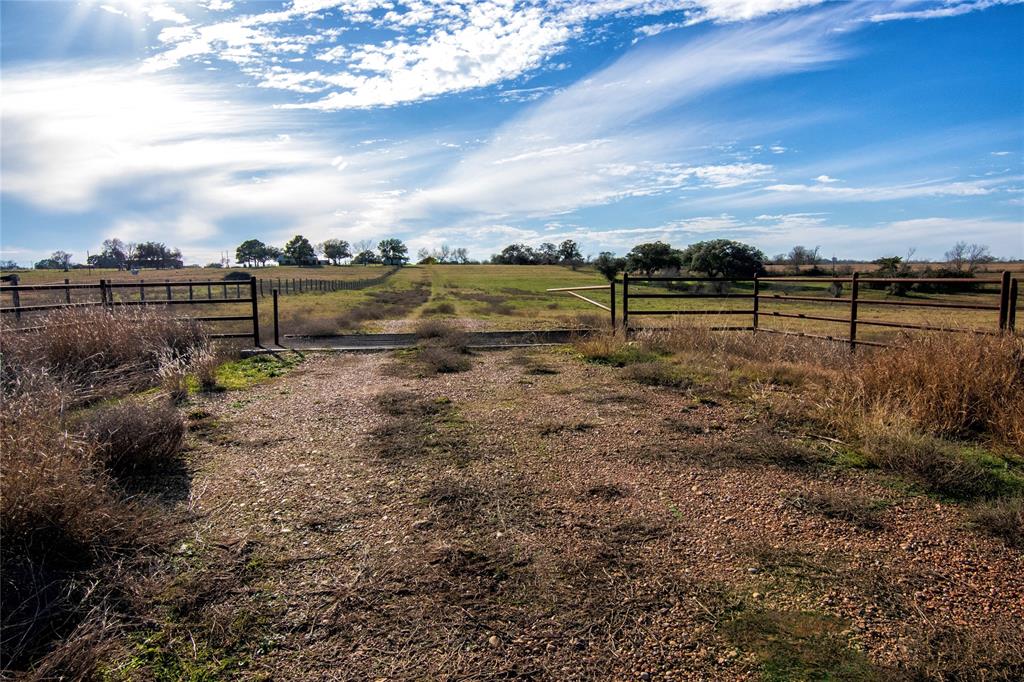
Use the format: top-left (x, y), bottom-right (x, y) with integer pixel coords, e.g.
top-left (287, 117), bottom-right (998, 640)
top-left (28, 239), bottom-right (184, 271)
top-left (235, 236), bottom-right (414, 267)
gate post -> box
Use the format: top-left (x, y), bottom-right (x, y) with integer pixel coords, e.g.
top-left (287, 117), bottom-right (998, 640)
top-left (1008, 278), bottom-right (1018, 332)
top-left (622, 271), bottom-right (630, 336)
top-left (752, 274), bottom-right (759, 334)
top-left (250, 276), bottom-right (261, 347)
top-left (998, 270), bottom-right (1011, 330)
top-left (849, 272), bottom-right (860, 351)
top-left (273, 289), bottom-right (280, 346)
top-left (610, 280), bottom-right (616, 331)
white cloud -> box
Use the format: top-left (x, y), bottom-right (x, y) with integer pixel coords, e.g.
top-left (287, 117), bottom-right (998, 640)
top-left (761, 177), bottom-right (1011, 201)
top-left (815, 174), bottom-right (839, 183)
top-left (869, 0), bottom-right (1023, 23)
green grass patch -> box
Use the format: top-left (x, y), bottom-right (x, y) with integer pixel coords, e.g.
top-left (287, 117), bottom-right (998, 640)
top-left (208, 354), bottom-right (302, 391)
top-left (725, 609), bottom-right (880, 681)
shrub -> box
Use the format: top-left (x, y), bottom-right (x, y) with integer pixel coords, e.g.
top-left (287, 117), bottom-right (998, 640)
top-left (575, 333), bottom-right (661, 367)
top-left (414, 319), bottom-right (465, 343)
top-left (222, 271), bottom-right (251, 281)
top-left (423, 302), bottom-right (456, 316)
top-left (970, 497), bottom-right (1023, 549)
top-left (418, 345), bottom-right (472, 373)
top-left (77, 401), bottom-right (185, 474)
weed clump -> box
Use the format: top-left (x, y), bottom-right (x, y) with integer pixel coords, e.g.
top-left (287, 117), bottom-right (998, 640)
top-left (411, 320), bottom-right (472, 374)
top-left (77, 400), bottom-right (185, 475)
top-left (970, 497), bottom-right (1023, 549)
top-left (623, 361), bottom-right (693, 388)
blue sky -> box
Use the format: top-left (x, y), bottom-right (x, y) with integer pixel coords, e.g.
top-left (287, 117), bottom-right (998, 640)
top-left (1, 0), bottom-right (1022, 266)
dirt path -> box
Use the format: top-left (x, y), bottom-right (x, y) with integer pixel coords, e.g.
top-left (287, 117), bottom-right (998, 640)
top-left (182, 350), bottom-right (1024, 680)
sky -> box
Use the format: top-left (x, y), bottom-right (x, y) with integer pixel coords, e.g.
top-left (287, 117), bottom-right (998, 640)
top-left (1, 0), bottom-right (1022, 266)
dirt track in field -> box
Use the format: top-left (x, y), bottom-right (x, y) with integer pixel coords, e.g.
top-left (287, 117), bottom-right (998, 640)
top-left (183, 350), bottom-right (1024, 680)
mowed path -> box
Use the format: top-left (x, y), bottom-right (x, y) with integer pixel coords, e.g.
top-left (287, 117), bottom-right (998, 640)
top-left (183, 351), bottom-right (1023, 680)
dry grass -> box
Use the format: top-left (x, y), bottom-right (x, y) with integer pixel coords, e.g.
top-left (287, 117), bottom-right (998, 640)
top-left (970, 497), bottom-right (1023, 549)
top-left (0, 391), bottom-right (162, 674)
top-left (1, 306), bottom-right (209, 405)
top-left (76, 400), bottom-right (185, 475)
top-left (903, 622), bottom-right (1024, 681)
top-left (835, 332), bottom-right (1024, 449)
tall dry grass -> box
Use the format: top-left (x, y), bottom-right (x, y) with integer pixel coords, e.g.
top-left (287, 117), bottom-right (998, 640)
top-left (1, 306), bottom-right (202, 675)
top-left (833, 332), bottom-right (1023, 450)
top-left (1, 306), bottom-right (208, 405)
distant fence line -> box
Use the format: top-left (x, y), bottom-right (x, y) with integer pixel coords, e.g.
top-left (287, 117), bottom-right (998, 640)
top-left (551, 271), bottom-right (1020, 349)
top-left (0, 267), bottom-right (399, 322)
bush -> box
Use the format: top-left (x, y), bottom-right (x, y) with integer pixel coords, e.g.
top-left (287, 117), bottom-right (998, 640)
top-left (222, 271), bottom-right (251, 281)
top-left (423, 302), bottom-right (456, 316)
top-left (418, 345), bottom-right (472, 373)
top-left (77, 401), bottom-right (185, 474)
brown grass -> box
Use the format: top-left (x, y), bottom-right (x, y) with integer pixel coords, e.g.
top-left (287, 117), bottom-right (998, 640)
top-left (76, 400), bottom-right (185, 475)
top-left (1, 306), bottom-right (209, 405)
top-left (836, 332), bottom-right (1024, 449)
top-left (970, 497), bottom-right (1023, 549)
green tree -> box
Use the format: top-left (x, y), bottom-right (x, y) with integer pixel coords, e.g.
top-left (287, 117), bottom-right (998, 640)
top-left (680, 239), bottom-right (766, 278)
top-left (236, 239), bottom-right (266, 267)
top-left (537, 242), bottom-right (558, 265)
top-left (377, 238), bottom-right (409, 266)
top-left (352, 249), bottom-right (381, 265)
top-left (283, 235), bottom-right (317, 266)
top-left (625, 241), bottom-right (682, 276)
top-left (593, 252), bottom-right (625, 282)
top-left (319, 239), bottom-right (351, 265)
top-left (557, 240), bottom-right (583, 269)
top-left (491, 243), bottom-right (539, 265)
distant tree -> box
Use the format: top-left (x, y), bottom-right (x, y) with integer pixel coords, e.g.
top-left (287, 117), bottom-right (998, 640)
top-left (418, 255), bottom-right (438, 265)
top-left (536, 242), bottom-right (559, 265)
top-left (593, 252), bottom-right (625, 282)
top-left (283, 235), bottom-right (317, 266)
top-left (558, 240), bottom-right (584, 270)
top-left (132, 242), bottom-right (182, 269)
top-left (50, 250), bottom-right (73, 271)
top-left (88, 238), bottom-right (130, 269)
top-left (319, 239), bottom-right (352, 265)
top-left (416, 247), bottom-right (431, 262)
top-left (352, 249), bottom-right (381, 265)
top-left (378, 238), bottom-right (409, 266)
top-left (236, 239), bottom-right (267, 267)
top-left (451, 247), bottom-right (470, 264)
top-left (353, 239), bottom-right (375, 255)
top-left (625, 242), bottom-right (682, 276)
top-left (787, 245), bottom-right (821, 267)
top-left (205, 262), bottom-right (224, 268)
top-left (260, 245), bottom-right (281, 266)
top-left (492, 243), bottom-right (539, 265)
top-left (945, 242), bottom-right (993, 274)
top-left (0, 259), bottom-right (20, 270)
top-left (680, 239), bottom-right (766, 278)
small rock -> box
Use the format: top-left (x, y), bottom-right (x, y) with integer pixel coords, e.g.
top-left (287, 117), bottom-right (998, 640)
top-left (488, 635), bottom-right (501, 648)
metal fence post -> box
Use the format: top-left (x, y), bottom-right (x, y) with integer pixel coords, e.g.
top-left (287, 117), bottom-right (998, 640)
top-left (610, 279), bottom-right (616, 331)
top-left (752, 274), bottom-right (759, 333)
top-left (140, 279), bottom-right (145, 302)
top-left (250, 276), bottom-right (260, 347)
top-left (622, 271), bottom-right (629, 335)
top-left (11, 275), bottom-right (21, 321)
top-left (1008, 278), bottom-right (1018, 332)
top-left (207, 282), bottom-right (212, 299)
top-left (165, 279), bottom-right (172, 301)
top-left (64, 278), bottom-right (71, 304)
top-left (849, 271), bottom-right (860, 351)
top-left (188, 279), bottom-right (194, 301)
top-left (273, 289), bottom-right (280, 346)
top-left (99, 278), bottom-right (108, 309)
top-left (998, 270), bottom-right (1011, 330)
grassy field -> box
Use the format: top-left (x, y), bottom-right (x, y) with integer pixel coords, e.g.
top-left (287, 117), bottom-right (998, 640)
top-left (4, 264), bottom-right (1020, 344)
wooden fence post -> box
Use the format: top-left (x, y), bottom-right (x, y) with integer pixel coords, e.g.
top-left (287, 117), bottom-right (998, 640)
top-left (236, 282), bottom-right (241, 299)
top-left (622, 271), bottom-right (630, 335)
top-left (250, 277), bottom-right (260, 347)
top-left (273, 289), bottom-right (280, 346)
top-left (165, 279), bottom-right (172, 301)
top-left (998, 270), bottom-right (1011, 330)
top-left (222, 282), bottom-right (228, 299)
top-left (188, 279), bottom-right (194, 301)
top-left (64, 278), bottom-right (71, 304)
top-left (752, 274), bottom-right (759, 334)
top-left (99, 278), bottom-right (108, 309)
top-left (207, 282), bottom-right (212, 299)
top-left (849, 272), bottom-right (860, 351)
top-left (140, 279), bottom-right (145, 302)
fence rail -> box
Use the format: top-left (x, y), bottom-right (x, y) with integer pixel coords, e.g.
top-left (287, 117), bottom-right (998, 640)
top-left (551, 271), bottom-right (1020, 349)
top-left (1, 276), bottom-right (261, 345)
